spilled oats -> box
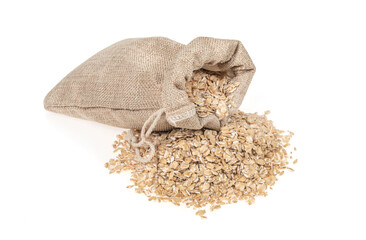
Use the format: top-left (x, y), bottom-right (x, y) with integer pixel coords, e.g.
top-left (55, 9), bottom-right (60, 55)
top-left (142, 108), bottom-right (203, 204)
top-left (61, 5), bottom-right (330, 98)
top-left (106, 111), bottom-right (295, 217)
top-left (106, 69), bottom-right (296, 217)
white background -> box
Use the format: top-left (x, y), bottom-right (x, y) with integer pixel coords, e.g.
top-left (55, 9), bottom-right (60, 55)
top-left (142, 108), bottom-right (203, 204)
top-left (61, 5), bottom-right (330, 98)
top-left (1, 0), bottom-right (365, 239)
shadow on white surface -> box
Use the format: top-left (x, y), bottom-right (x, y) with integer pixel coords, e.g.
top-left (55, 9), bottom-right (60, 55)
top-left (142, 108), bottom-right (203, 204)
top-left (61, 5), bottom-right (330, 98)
top-left (44, 111), bottom-right (122, 164)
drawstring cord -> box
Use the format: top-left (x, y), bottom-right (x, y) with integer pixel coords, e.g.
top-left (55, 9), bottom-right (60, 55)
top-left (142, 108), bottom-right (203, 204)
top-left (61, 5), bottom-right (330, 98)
top-left (124, 108), bottom-right (165, 163)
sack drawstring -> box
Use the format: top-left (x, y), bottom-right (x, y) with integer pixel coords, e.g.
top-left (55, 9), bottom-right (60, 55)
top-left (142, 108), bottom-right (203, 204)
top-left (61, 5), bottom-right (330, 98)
top-left (124, 108), bottom-right (165, 163)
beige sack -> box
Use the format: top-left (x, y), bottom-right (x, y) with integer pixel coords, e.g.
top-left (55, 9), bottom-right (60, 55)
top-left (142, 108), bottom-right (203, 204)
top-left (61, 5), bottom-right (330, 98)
top-left (44, 37), bottom-right (255, 133)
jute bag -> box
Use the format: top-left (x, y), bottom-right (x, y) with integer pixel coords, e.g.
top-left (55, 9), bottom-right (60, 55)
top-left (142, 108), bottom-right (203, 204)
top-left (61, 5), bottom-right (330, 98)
top-left (44, 37), bottom-right (255, 161)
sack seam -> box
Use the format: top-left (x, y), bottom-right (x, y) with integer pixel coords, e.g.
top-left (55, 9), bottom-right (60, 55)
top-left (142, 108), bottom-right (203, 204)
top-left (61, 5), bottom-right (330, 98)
top-left (167, 108), bottom-right (196, 123)
top-left (45, 105), bottom-right (159, 111)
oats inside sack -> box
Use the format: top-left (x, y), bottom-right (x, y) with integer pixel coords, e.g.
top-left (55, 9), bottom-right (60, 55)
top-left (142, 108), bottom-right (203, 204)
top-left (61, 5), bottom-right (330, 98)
top-left (185, 69), bottom-right (239, 120)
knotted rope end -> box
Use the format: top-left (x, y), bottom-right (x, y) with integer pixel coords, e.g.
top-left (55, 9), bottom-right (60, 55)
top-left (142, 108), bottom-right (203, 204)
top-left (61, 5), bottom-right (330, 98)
top-left (124, 108), bottom-right (165, 163)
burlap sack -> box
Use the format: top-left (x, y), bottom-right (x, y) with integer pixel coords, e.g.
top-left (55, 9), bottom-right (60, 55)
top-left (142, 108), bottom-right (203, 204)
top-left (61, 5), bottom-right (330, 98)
top-left (44, 37), bottom-right (255, 130)
top-left (44, 37), bottom-right (255, 161)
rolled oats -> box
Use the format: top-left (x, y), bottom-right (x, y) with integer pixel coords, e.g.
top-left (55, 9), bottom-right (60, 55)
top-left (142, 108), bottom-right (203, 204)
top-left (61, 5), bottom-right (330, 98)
top-left (106, 111), bottom-right (295, 217)
top-left (186, 69), bottom-right (239, 120)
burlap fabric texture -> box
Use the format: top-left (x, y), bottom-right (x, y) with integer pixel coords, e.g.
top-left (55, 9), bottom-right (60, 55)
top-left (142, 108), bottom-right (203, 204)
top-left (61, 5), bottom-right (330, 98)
top-left (44, 37), bottom-right (255, 161)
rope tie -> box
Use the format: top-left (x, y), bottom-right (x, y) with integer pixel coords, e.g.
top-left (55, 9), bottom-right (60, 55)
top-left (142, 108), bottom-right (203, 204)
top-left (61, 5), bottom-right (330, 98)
top-left (124, 108), bottom-right (165, 163)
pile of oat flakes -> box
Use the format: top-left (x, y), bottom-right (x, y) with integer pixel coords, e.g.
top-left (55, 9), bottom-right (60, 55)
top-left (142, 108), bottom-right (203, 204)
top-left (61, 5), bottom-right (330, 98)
top-left (106, 69), bottom-right (296, 218)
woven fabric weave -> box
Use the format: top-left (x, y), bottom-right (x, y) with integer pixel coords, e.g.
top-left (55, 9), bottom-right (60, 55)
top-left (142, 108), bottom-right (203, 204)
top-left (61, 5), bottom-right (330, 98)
top-left (44, 37), bottom-right (255, 131)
